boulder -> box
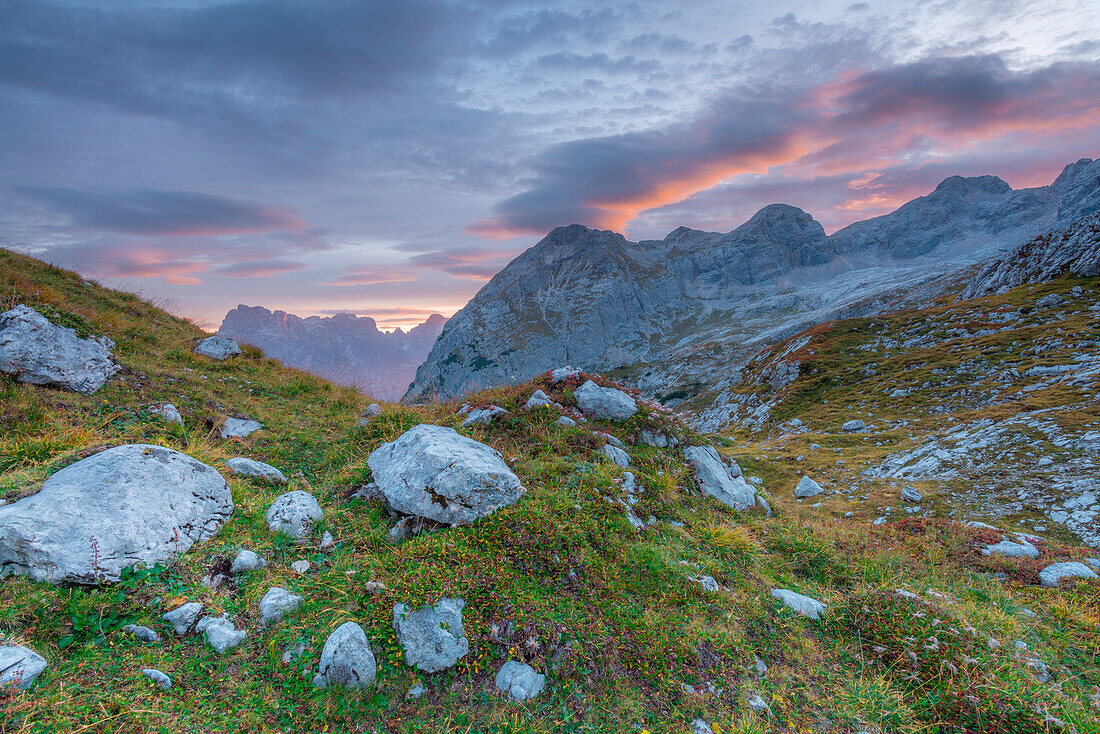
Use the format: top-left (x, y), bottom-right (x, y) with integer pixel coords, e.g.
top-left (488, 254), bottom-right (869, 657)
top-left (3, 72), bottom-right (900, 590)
top-left (524, 390), bottom-right (558, 410)
top-left (555, 416), bottom-right (576, 428)
top-left (0, 305), bottom-right (119, 394)
top-left (196, 614), bottom-right (246, 654)
top-left (226, 457), bottom-right (286, 484)
top-left (142, 668), bottom-right (172, 690)
top-left (771, 589), bottom-right (826, 619)
top-left (0, 444), bottom-right (232, 584)
top-left (220, 417), bottom-right (263, 439)
top-left (155, 404), bottom-right (183, 425)
top-left (983, 539), bottom-right (1039, 559)
top-left (367, 425), bottom-right (525, 526)
top-left (574, 380), bottom-right (637, 420)
top-left (0, 643), bottom-right (47, 690)
top-left (549, 366), bottom-right (583, 383)
top-left (1035, 293), bottom-right (1065, 308)
top-left (1039, 562), bottom-right (1098, 588)
top-left (461, 406), bottom-right (508, 427)
top-left (259, 587), bottom-right (303, 625)
top-left (494, 660), bottom-right (546, 701)
top-left (794, 476), bottom-right (824, 498)
top-left (313, 622), bottom-right (376, 689)
top-left (195, 336), bottom-right (241, 360)
top-left (900, 486), bottom-right (922, 503)
top-left (265, 491), bottom-right (323, 540)
top-left (600, 444), bottom-right (631, 467)
top-left (163, 602), bottom-right (204, 636)
top-left (393, 597), bottom-right (469, 673)
top-left (682, 445), bottom-right (757, 511)
top-left (230, 549), bottom-right (267, 574)
top-left (842, 419), bottom-right (866, 432)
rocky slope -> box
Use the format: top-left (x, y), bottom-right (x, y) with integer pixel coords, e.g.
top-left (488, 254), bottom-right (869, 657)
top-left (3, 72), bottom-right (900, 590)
top-left (217, 306), bottom-right (445, 401)
top-left (2, 248), bottom-right (1099, 733)
top-left (405, 159), bottom-right (1100, 418)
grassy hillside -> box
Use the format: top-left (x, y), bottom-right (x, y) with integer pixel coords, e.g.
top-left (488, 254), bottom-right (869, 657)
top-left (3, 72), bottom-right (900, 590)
top-left (1, 249), bottom-right (1098, 734)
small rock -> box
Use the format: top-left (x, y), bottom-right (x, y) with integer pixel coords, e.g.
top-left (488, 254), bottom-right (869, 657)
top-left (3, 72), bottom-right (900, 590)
top-left (358, 403), bottom-right (382, 426)
top-left (770, 588), bottom-right (826, 620)
top-left (574, 380), bottom-right (637, 421)
top-left (282, 641), bottom-right (307, 663)
top-left (142, 668), bottom-right (172, 690)
top-left (746, 693), bottom-right (772, 715)
top-left (290, 560), bottom-right (311, 574)
top-left (690, 719), bottom-right (714, 734)
top-left (683, 445), bottom-right (757, 511)
top-left (461, 405), bottom-right (508, 427)
top-left (842, 419), bottom-right (866, 432)
top-left (393, 597), bottom-right (469, 673)
top-left (549, 366), bottom-right (583, 383)
top-left (555, 416), bottom-right (576, 428)
top-left (226, 457), bottom-right (286, 484)
top-left (1039, 562), bottom-right (1098, 588)
top-left (600, 444), bottom-right (631, 467)
top-left (230, 549), bottom-right (267, 574)
top-left (196, 614), bottom-right (246, 654)
top-left (753, 655), bottom-right (768, 676)
top-left (405, 683), bottom-right (427, 700)
top-left (163, 602), bottom-right (204, 636)
top-left (265, 490), bottom-right (323, 539)
top-left (494, 660), bottom-right (546, 701)
top-left (220, 417), bottom-right (263, 439)
top-left (0, 644), bottom-right (48, 690)
top-left (983, 539), bottom-right (1038, 559)
top-left (320, 531), bottom-right (335, 550)
top-left (1035, 293), bottom-right (1064, 308)
top-left (122, 624), bottom-right (160, 643)
top-left (524, 390), bottom-right (557, 410)
top-left (259, 587), bottom-right (303, 625)
top-left (155, 404), bottom-right (183, 425)
top-left (794, 475), bottom-right (824, 498)
top-left (195, 336), bottom-right (241, 360)
top-left (314, 622), bottom-right (376, 689)
top-left (900, 486), bottom-right (922, 503)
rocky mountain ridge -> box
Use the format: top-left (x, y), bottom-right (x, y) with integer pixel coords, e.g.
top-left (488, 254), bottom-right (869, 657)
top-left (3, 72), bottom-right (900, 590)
top-left (217, 306), bottom-right (445, 401)
top-left (405, 159), bottom-right (1100, 421)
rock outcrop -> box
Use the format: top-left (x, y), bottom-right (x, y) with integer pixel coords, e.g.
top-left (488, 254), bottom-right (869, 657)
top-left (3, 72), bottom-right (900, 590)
top-left (367, 425), bottom-right (525, 525)
top-left (0, 445), bottom-right (232, 584)
top-left (0, 305), bottom-right (118, 394)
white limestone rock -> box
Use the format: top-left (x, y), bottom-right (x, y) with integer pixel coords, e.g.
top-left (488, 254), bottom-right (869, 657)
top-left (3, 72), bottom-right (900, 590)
top-left (226, 457), bottom-right (286, 485)
top-left (0, 643), bottom-right (47, 690)
top-left (220, 417), bottom-right (263, 439)
top-left (393, 597), bottom-right (469, 673)
top-left (154, 404), bottom-right (183, 425)
top-left (195, 336), bottom-right (241, 360)
top-left (265, 491), bottom-right (323, 540)
top-left (0, 305), bottom-right (118, 394)
top-left (367, 425), bottom-right (525, 526)
top-left (549, 366), bottom-right (583, 383)
top-left (1039, 562), bottom-right (1098, 588)
top-left (0, 444), bottom-right (232, 584)
top-left (683, 445), bottom-right (757, 511)
top-left (900, 486), bottom-right (922, 503)
top-left (771, 589), bottom-right (826, 619)
top-left (574, 380), bottom-right (637, 421)
top-left (461, 405), bottom-right (508, 427)
top-left (313, 622), bottom-right (376, 689)
top-left (494, 660), bottom-right (546, 701)
top-left (359, 403), bottom-right (383, 427)
top-left (196, 614), bottom-right (246, 654)
top-left (983, 539), bottom-right (1039, 559)
top-left (794, 475), bottom-right (825, 499)
top-left (163, 602), bottom-right (204, 636)
top-left (142, 668), bottom-right (172, 689)
top-left (259, 587), bottom-right (303, 625)
top-left (230, 549), bottom-right (267, 574)
top-left (524, 390), bottom-right (558, 410)
top-left (600, 444), bottom-right (631, 468)
top-left (122, 624), bottom-right (160, 643)
top-left (842, 419), bottom-right (866, 432)
top-left (556, 416), bottom-right (576, 428)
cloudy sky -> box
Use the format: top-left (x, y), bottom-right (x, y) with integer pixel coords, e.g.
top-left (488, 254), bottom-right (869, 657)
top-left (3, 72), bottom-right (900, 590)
top-left (3, 0), bottom-right (1098, 329)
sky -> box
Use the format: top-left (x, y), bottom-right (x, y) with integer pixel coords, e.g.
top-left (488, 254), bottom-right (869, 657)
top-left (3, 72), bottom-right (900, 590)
top-left (2, 0), bottom-right (1098, 330)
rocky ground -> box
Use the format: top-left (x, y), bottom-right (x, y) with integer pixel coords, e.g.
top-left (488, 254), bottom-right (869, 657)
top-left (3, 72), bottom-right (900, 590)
top-left (1, 248), bottom-right (1099, 733)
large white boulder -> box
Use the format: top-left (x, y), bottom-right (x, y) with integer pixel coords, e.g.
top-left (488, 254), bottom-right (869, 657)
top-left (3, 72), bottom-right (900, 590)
top-left (313, 622), bottom-right (376, 689)
top-left (0, 445), bottom-right (232, 584)
top-left (265, 491), bottom-right (323, 540)
top-left (574, 380), bottom-right (637, 421)
top-left (0, 305), bottom-right (118, 394)
top-left (0, 643), bottom-right (47, 690)
top-left (368, 425), bottom-right (525, 525)
top-left (195, 336), bottom-right (241, 360)
top-left (393, 597), bottom-right (469, 673)
top-left (682, 445), bottom-right (757, 511)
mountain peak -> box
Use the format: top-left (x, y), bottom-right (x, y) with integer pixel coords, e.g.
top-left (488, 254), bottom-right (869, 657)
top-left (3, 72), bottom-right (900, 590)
top-left (933, 174), bottom-right (1011, 196)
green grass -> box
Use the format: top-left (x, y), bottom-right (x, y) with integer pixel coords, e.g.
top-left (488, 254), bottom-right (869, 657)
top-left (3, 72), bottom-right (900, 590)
top-left (1, 249), bottom-right (1099, 733)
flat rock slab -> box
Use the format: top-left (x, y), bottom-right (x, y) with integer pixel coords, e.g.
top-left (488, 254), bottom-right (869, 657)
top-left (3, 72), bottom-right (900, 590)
top-left (0, 643), bottom-right (47, 690)
top-left (195, 336), bottom-right (241, 360)
top-left (771, 589), bottom-right (826, 620)
top-left (1039, 562), bottom-right (1099, 588)
top-left (226, 457), bottom-right (286, 484)
top-left (0, 305), bottom-right (119, 394)
top-left (266, 491), bottom-right (323, 540)
top-left (683, 445), bottom-right (757, 511)
top-left (393, 597), bottom-right (469, 673)
top-left (574, 380), bottom-right (637, 420)
top-left (0, 444), bottom-right (232, 584)
top-left (313, 622), bottom-right (376, 689)
top-left (494, 660), bottom-right (546, 701)
top-left (368, 425), bottom-right (524, 526)
top-left (220, 417), bottom-right (263, 439)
